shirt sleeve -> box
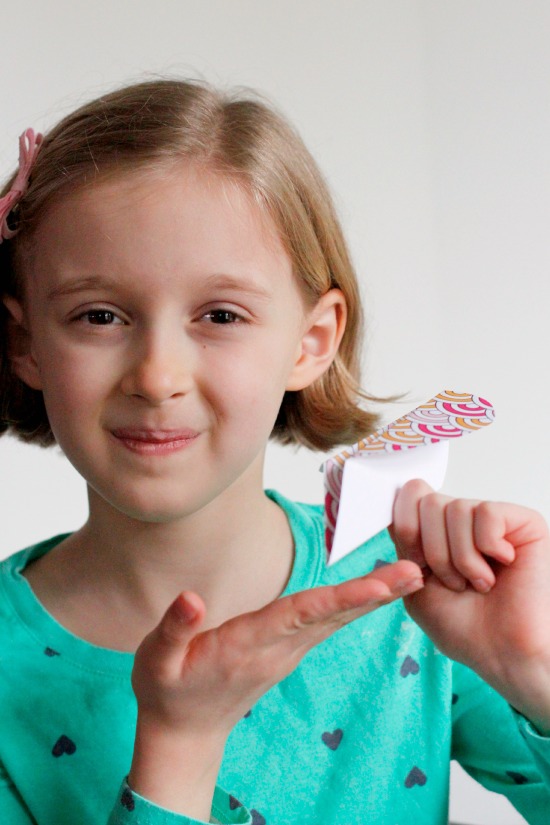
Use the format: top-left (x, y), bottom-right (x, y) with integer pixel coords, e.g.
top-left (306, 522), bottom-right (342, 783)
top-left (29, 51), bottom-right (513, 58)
top-left (512, 710), bottom-right (550, 788)
top-left (451, 660), bottom-right (550, 824)
top-left (107, 778), bottom-right (252, 825)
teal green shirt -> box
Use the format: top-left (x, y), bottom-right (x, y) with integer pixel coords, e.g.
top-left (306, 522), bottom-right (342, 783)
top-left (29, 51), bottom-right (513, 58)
top-left (0, 489), bottom-right (549, 824)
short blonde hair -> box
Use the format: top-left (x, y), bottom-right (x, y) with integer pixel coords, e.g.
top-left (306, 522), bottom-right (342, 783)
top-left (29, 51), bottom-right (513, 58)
top-left (0, 77), bottom-right (381, 450)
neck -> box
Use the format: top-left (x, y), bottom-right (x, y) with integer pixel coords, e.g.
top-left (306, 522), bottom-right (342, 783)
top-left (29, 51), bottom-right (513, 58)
top-left (25, 472), bottom-right (295, 650)
top-left (86, 482), bottom-right (292, 618)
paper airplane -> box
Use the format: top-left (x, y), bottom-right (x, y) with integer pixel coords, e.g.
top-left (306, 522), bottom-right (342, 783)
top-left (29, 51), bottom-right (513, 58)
top-left (321, 390), bottom-right (495, 565)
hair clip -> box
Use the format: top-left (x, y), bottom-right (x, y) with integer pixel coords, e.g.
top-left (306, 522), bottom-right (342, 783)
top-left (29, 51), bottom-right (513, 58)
top-left (0, 128), bottom-right (43, 243)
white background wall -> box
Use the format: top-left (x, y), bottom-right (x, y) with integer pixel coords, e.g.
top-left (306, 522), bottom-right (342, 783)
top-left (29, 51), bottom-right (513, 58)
top-left (1, 3), bottom-right (549, 823)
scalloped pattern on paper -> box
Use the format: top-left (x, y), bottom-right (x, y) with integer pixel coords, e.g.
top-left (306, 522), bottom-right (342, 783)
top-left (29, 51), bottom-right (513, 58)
top-left (323, 391), bottom-right (495, 556)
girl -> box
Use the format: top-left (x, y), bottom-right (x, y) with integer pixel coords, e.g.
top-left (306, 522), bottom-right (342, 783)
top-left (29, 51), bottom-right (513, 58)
top-left (0, 78), bottom-right (548, 825)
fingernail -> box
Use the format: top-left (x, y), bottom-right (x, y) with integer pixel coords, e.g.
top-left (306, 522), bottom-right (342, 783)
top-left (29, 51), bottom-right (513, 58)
top-left (472, 578), bottom-right (492, 593)
top-left (366, 597), bottom-right (388, 608)
top-left (395, 578), bottom-right (424, 596)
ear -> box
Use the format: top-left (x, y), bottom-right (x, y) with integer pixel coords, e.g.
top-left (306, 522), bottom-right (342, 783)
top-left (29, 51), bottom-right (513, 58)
top-left (286, 288), bottom-right (347, 391)
top-left (2, 297), bottom-right (43, 390)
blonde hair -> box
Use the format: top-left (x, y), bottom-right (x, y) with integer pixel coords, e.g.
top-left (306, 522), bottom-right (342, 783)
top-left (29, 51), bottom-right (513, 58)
top-left (0, 77), bottom-right (382, 450)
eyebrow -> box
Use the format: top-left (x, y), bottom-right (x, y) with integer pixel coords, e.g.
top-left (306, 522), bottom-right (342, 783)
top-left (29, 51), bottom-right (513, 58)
top-left (47, 275), bottom-right (119, 301)
top-left (201, 274), bottom-right (272, 302)
top-left (46, 273), bottom-right (273, 302)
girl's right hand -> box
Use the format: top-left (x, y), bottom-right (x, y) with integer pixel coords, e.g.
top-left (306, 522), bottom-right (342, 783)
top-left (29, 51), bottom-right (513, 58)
top-left (128, 559), bottom-right (423, 819)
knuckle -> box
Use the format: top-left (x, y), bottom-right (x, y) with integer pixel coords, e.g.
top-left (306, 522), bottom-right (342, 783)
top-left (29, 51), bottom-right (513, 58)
top-left (475, 500), bottom-right (496, 522)
top-left (473, 502), bottom-right (500, 543)
top-left (286, 602), bottom-right (318, 633)
top-left (419, 492), bottom-right (446, 517)
top-left (402, 478), bottom-right (428, 496)
top-left (287, 591), bottom-right (327, 630)
top-left (446, 498), bottom-right (472, 522)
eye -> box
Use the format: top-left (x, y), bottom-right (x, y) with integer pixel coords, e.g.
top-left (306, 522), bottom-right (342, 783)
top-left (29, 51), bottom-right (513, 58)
top-left (202, 308), bottom-right (244, 325)
top-left (76, 309), bottom-right (124, 326)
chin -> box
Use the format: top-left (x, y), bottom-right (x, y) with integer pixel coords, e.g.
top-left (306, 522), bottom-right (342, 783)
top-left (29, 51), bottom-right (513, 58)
top-left (89, 482), bottom-right (201, 525)
top-left (117, 498), bottom-right (198, 524)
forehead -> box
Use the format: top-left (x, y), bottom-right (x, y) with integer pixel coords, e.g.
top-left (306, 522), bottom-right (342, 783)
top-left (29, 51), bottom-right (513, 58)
top-left (25, 163), bottom-right (294, 291)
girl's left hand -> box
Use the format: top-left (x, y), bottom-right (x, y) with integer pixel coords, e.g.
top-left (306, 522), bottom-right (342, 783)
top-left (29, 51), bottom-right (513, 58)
top-left (389, 480), bottom-right (550, 735)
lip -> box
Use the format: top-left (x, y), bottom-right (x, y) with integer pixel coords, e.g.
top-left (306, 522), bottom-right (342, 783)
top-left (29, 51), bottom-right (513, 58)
top-left (110, 428), bottom-right (200, 455)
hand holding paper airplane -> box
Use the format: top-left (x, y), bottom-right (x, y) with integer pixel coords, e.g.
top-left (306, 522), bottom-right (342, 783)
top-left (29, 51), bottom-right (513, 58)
top-left (322, 390), bottom-right (495, 565)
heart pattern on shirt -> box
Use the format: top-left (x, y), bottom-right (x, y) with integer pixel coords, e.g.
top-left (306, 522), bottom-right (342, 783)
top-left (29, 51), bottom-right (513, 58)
top-left (120, 788), bottom-right (135, 811)
top-left (51, 735), bottom-right (76, 757)
top-left (322, 729), bottom-right (343, 750)
top-left (405, 766), bottom-right (427, 788)
top-left (400, 656), bottom-right (420, 677)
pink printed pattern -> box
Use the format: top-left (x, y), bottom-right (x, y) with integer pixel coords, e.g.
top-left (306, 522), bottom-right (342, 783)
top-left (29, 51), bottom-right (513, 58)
top-left (323, 391), bottom-right (495, 556)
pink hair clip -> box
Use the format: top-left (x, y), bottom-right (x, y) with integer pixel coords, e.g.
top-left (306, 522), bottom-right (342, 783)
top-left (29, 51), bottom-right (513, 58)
top-left (0, 128), bottom-right (43, 244)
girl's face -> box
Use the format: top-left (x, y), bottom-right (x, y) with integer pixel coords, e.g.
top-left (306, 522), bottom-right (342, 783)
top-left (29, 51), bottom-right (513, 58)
top-left (11, 164), bottom-right (339, 523)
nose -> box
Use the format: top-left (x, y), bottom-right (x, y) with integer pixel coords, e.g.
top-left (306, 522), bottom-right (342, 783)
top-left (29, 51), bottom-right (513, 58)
top-left (120, 329), bottom-right (193, 404)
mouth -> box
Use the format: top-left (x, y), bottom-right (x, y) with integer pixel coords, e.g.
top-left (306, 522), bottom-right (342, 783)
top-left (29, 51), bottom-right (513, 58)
top-left (110, 428), bottom-right (200, 455)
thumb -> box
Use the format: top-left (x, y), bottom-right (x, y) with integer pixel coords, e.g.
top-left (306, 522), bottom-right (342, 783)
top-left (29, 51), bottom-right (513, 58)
top-left (135, 591), bottom-right (206, 684)
top-left (156, 591), bottom-right (205, 647)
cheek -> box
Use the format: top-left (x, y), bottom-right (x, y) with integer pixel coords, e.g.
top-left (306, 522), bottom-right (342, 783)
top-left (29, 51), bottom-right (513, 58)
top-left (36, 343), bottom-right (112, 422)
top-left (204, 359), bottom-right (283, 474)
top-left (204, 345), bottom-right (290, 411)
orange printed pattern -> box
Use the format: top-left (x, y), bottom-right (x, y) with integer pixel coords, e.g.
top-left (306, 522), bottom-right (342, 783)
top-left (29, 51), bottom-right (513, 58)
top-left (323, 391), bottom-right (495, 557)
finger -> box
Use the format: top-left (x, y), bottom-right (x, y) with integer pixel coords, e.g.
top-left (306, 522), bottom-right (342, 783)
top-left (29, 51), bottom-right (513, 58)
top-left (199, 561), bottom-right (423, 698)
top-left (419, 493), bottom-right (467, 592)
top-left (159, 591), bottom-right (206, 640)
top-left (473, 501), bottom-right (519, 565)
top-left (139, 591), bottom-right (206, 680)
top-left (392, 480), bottom-right (473, 591)
top-left (504, 505), bottom-right (550, 547)
top-left (260, 561), bottom-right (424, 671)
top-left (297, 559), bottom-right (424, 623)
top-left (252, 559), bottom-right (424, 649)
top-left (445, 499), bottom-right (497, 593)
top-left (391, 479), bottom-right (432, 567)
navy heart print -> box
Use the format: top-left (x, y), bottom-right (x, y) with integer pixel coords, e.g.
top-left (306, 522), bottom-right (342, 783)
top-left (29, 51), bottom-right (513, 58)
top-left (322, 729), bottom-right (343, 750)
top-left (121, 788), bottom-right (135, 811)
top-left (400, 656), bottom-right (420, 677)
top-left (51, 735), bottom-right (76, 757)
top-left (405, 766), bottom-right (427, 788)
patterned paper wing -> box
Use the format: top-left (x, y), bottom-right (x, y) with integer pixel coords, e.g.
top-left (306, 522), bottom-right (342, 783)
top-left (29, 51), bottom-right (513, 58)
top-left (323, 391), bottom-right (495, 557)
